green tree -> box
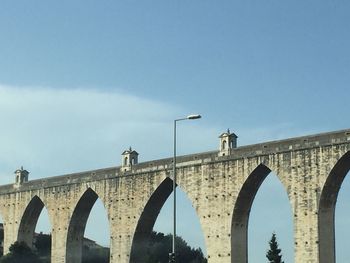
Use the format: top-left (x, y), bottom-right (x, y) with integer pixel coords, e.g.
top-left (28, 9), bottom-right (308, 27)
top-left (0, 241), bottom-right (43, 263)
top-left (266, 233), bottom-right (284, 263)
top-left (34, 233), bottom-right (51, 256)
top-left (82, 244), bottom-right (109, 263)
top-left (139, 231), bottom-right (207, 263)
top-left (31, 232), bottom-right (110, 263)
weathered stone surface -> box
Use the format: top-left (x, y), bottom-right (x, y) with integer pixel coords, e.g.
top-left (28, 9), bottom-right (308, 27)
top-left (0, 129), bottom-right (349, 263)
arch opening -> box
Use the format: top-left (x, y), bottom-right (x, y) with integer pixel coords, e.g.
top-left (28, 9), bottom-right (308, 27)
top-left (83, 198), bottom-right (110, 263)
top-left (35, 205), bottom-right (52, 262)
top-left (319, 151), bottom-right (350, 263)
top-left (18, 196), bottom-right (45, 247)
top-left (335, 170), bottom-right (350, 262)
top-left (130, 177), bottom-right (207, 263)
top-left (66, 188), bottom-right (110, 263)
top-left (17, 195), bottom-right (52, 261)
top-left (231, 164), bottom-right (293, 263)
top-left (248, 172), bottom-right (293, 262)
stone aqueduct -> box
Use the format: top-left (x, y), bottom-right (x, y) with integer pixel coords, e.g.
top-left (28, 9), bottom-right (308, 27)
top-left (0, 128), bottom-right (349, 263)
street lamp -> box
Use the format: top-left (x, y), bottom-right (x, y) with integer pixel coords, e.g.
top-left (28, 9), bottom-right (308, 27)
top-left (170, 114), bottom-right (201, 263)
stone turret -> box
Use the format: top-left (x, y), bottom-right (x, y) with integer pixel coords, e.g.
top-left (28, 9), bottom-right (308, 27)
top-left (14, 166), bottom-right (29, 186)
top-left (121, 147), bottom-right (139, 171)
top-left (218, 129), bottom-right (238, 156)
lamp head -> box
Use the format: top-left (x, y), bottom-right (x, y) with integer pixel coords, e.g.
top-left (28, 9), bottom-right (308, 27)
top-left (187, 114), bottom-right (201, 120)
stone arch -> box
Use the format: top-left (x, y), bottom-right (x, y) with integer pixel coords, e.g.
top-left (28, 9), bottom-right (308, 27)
top-left (17, 195), bottom-right (50, 248)
top-left (130, 176), bottom-right (207, 262)
top-left (231, 163), bottom-right (291, 263)
top-left (66, 187), bottom-right (109, 263)
top-left (130, 177), bottom-right (173, 262)
top-left (318, 151), bottom-right (350, 263)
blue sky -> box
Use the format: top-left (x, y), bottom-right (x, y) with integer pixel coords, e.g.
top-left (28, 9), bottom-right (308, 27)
top-left (1, 0), bottom-right (349, 132)
top-left (0, 1), bottom-right (350, 262)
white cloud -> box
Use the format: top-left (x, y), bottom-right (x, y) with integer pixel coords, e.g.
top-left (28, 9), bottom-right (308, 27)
top-left (1, 85), bottom-right (318, 185)
top-left (0, 85), bottom-right (218, 184)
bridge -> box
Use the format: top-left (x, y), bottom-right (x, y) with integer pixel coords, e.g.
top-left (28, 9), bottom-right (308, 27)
top-left (0, 128), bottom-right (349, 263)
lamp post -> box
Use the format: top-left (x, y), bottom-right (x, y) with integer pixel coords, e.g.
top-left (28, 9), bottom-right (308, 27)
top-left (170, 114), bottom-right (201, 263)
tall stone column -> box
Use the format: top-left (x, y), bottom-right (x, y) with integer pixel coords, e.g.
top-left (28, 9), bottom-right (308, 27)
top-left (202, 216), bottom-right (232, 263)
top-left (51, 224), bottom-right (69, 263)
top-left (289, 149), bottom-right (321, 263)
top-left (2, 219), bottom-right (19, 255)
top-left (293, 213), bottom-right (319, 263)
top-left (0, 193), bottom-right (24, 255)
